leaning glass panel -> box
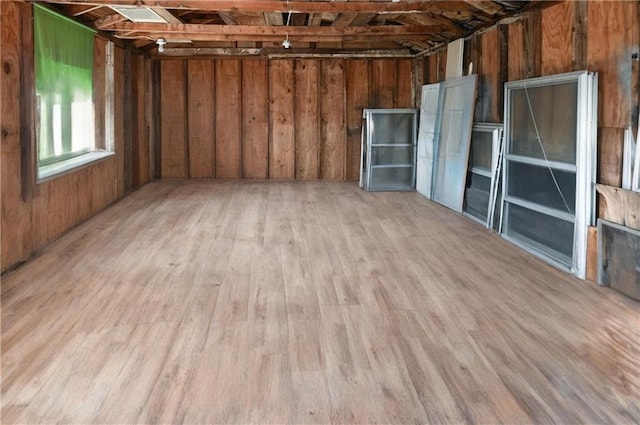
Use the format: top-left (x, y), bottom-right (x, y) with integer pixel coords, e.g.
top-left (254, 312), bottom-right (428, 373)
top-left (506, 203), bottom-right (575, 266)
top-left (464, 173), bottom-right (491, 222)
top-left (470, 130), bottom-right (493, 171)
top-left (371, 113), bottom-right (414, 145)
top-left (507, 162), bottom-right (576, 214)
top-left (370, 146), bottom-right (414, 166)
top-left (369, 167), bottom-right (413, 190)
top-left (509, 82), bottom-right (578, 164)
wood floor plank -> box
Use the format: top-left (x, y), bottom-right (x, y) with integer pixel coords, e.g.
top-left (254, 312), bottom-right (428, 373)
top-left (2, 180), bottom-right (639, 424)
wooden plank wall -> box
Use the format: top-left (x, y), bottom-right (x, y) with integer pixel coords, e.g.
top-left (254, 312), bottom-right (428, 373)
top-left (156, 57), bottom-right (415, 181)
top-left (421, 0), bottom-right (639, 281)
top-left (424, 0), bottom-right (638, 185)
top-left (1, 2), bottom-right (146, 272)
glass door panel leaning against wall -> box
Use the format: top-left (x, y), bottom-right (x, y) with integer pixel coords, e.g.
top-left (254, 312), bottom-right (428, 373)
top-left (501, 71), bottom-right (598, 279)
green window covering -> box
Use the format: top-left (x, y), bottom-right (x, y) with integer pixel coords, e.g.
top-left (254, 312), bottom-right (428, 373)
top-left (34, 4), bottom-right (96, 165)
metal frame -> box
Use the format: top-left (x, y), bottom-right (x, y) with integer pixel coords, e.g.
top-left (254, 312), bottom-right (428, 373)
top-left (501, 70), bottom-right (597, 279)
top-left (416, 83), bottom-right (441, 198)
top-left (360, 108), bottom-right (418, 192)
top-left (463, 122), bottom-right (503, 228)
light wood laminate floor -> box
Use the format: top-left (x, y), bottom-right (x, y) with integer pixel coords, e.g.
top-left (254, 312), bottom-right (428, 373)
top-left (2, 181), bottom-right (639, 424)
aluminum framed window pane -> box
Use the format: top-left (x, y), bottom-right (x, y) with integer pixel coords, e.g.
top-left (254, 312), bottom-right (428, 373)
top-left (502, 70), bottom-right (597, 279)
top-left (470, 129), bottom-right (493, 172)
top-left (361, 109), bottom-right (418, 191)
top-left (464, 173), bottom-right (491, 222)
top-left (370, 167), bottom-right (414, 190)
top-left (370, 146), bottom-right (414, 166)
top-left (463, 123), bottom-right (503, 228)
top-left (371, 113), bottom-right (415, 145)
top-left (597, 219), bottom-right (640, 300)
top-left (509, 82), bottom-right (578, 164)
top-left (505, 203), bottom-right (575, 268)
top-left (506, 161), bottom-right (576, 214)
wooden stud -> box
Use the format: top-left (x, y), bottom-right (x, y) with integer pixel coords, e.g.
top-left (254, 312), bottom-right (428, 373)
top-left (215, 59), bottom-right (242, 178)
top-left (160, 60), bottom-right (188, 178)
top-left (187, 59), bottom-right (215, 178)
top-left (319, 59), bottom-right (346, 180)
top-left (294, 59), bottom-right (320, 180)
top-left (242, 59), bottom-right (269, 179)
top-left (269, 59), bottom-right (295, 179)
top-left (345, 59), bottom-right (369, 181)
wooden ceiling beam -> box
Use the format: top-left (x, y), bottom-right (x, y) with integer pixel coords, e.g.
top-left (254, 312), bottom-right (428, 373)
top-left (115, 31), bottom-right (437, 43)
top-left (99, 22), bottom-right (445, 35)
top-left (36, 0), bottom-right (479, 15)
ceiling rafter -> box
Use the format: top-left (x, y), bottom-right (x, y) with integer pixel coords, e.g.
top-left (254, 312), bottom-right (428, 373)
top-left (34, 0), bottom-right (482, 15)
top-left (99, 21), bottom-right (446, 36)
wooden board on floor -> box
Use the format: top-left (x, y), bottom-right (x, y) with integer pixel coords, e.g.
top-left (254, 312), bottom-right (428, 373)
top-left (294, 59), bottom-right (320, 180)
top-left (242, 59), bottom-right (269, 179)
top-left (215, 59), bottom-right (242, 179)
top-left (187, 60), bottom-right (215, 178)
top-left (269, 60), bottom-right (295, 179)
top-left (596, 184), bottom-right (640, 231)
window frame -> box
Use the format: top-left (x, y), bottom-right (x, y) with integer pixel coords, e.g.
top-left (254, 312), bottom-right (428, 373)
top-left (32, 4), bottom-right (115, 183)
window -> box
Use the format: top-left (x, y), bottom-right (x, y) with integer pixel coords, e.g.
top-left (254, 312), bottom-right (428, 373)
top-left (34, 4), bottom-right (113, 180)
top-left (501, 71), bottom-right (597, 279)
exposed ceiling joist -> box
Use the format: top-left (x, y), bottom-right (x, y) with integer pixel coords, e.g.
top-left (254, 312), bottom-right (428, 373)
top-left (35, 0), bottom-right (481, 15)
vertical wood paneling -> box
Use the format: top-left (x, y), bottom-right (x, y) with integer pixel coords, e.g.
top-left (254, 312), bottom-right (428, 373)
top-left (587, 0), bottom-right (634, 128)
top-left (115, 46), bottom-right (127, 196)
top-left (187, 59), bottom-right (215, 178)
top-left (370, 59), bottom-right (395, 108)
top-left (438, 49), bottom-right (447, 82)
top-left (541, 1), bottom-right (574, 76)
top-left (346, 60), bottom-right (369, 181)
top-left (597, 127), bottom-right (624, 187)
top-left (319, 59), bottom-right (346, 180)
top-left (294, 59), bottom-right (319, 180)
top-left (508, 20), bottom-right (526, 81)
top-left (425, 54), bottom-right (439, 84)
top-left (215, 59), bottom-right (242, 178)
top-left (132, 53), bottom-right (149, 187)
top-left (479, 29), bottom-right (500, 122)
top-left (1, 1), bottom-right (33, 269)
top-left (269, 60), bottom-right (295, 179)
top-left (242, 59), bottom-right (269, 179)
top-left (160, 60), bottom-right (188, 178)
top-left (396, 59), bottom-right (413, 108)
